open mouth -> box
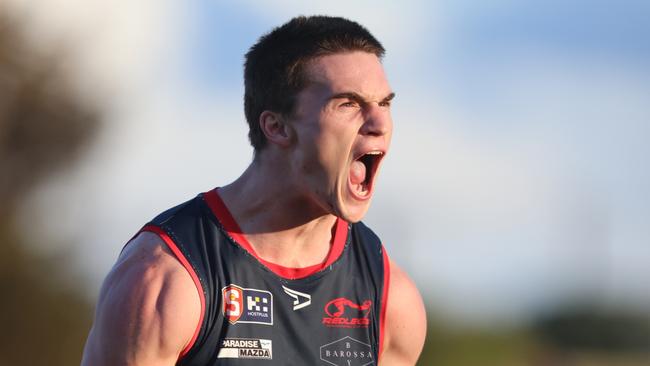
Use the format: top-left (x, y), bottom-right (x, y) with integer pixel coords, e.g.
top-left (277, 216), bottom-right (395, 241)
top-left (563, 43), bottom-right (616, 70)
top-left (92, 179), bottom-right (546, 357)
top-left (349, 151), bottom-right (384, 199)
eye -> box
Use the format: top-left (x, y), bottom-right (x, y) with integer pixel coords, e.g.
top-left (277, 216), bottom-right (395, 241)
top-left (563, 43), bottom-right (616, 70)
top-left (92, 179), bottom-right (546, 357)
top-left (379, 100), bottom-right (392, 108)
top-left (340, 100), bottom-right (360, 108)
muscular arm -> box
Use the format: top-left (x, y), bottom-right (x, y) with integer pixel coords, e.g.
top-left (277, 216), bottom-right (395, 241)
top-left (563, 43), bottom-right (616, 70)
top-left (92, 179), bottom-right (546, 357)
top-left (81, 232), bottom-right (201, 366)
top-left (379, 259), bottom-right (427, 365)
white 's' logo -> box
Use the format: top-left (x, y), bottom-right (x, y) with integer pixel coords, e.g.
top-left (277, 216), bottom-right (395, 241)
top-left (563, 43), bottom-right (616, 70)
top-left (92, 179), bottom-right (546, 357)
top-left (282, 286), bottom-right (312, 311)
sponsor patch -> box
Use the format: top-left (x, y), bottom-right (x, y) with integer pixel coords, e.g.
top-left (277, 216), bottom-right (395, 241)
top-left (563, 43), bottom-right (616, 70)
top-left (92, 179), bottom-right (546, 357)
top-left (282, 285), bottom-right (312, 310)
top-left (222, 284), bottom-right (273, 325)
top-left (322, 297), bottom-right (371, 328)
top-left (217, 338), bottom-right (272, 360)
top-left (320, 336), bottom-right (374, 366)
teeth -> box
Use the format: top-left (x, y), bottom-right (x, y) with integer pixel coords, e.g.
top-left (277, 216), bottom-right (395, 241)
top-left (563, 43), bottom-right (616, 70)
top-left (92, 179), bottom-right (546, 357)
top-left (354, 150), bottom-right (384, 161)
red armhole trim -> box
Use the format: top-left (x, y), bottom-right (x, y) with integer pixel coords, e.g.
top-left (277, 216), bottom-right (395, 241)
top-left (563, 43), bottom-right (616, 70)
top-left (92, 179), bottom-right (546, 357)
top-left (379, 246), bottom-right (391, 361)
top-left (203, 188), bottom-right (348, 279)
top-left (141, 225), bottom-right (205, 359)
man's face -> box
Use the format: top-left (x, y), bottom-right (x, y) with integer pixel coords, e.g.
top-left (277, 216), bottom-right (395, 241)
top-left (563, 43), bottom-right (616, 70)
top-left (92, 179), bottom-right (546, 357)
top-left (288, 51), bottom-right (393, 222)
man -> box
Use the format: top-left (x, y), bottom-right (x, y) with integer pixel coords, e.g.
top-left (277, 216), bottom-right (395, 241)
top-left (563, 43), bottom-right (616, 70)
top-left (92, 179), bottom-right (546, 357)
top-left (82, 15), bottom-right (426, 365)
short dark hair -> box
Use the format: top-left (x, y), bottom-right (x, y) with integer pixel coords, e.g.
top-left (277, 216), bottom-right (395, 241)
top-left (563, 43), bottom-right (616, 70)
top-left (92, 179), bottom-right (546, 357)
top-left (244, 15), bottom-right (385, 152)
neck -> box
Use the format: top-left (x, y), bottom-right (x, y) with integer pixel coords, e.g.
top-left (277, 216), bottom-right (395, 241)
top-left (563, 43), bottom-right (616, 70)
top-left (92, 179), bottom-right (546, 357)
top-left (218, 155), bottom-right (338, 268)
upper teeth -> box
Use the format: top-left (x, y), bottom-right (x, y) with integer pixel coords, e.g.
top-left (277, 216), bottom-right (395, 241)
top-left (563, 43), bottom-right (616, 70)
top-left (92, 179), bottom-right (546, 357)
top-left (366, 151), bottom-right (383, 155)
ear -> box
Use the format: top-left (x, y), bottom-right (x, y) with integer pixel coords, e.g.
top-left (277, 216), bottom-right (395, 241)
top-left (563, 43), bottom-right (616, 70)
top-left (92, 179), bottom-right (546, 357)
top-left (259, 111), bottom-right (293, 148)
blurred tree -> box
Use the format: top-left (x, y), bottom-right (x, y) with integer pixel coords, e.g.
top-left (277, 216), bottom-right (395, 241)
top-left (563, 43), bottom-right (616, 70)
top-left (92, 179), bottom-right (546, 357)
top-left (417, 313), bottom-right (536, 366)
top-left (0, 10), bottom-right (99, 366)
top-left (533, 304), bottom-right (650, 353)
top-left (417, 307), bottom-right (650, 366)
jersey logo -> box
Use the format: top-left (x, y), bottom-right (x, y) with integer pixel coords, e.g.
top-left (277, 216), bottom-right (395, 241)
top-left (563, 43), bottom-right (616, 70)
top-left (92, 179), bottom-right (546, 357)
top-left (320, 336), bottom-right (374, 366)
top-left (218, 338), bottom-right (272, 360)
top-left (322, 298), bottom-right (372, 328)
top-left (222, 284), bottom-right (273, 325)
top-left (282, 285), bottom-right (312, 311)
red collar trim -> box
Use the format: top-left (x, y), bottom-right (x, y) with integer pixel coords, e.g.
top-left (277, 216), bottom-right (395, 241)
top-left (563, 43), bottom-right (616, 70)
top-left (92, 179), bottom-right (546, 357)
top-left (203, 188), bottom-right (348, 280)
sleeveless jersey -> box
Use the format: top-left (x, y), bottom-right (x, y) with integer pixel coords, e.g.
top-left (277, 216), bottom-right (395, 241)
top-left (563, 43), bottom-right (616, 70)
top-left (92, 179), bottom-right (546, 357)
top-left (139, 188), bottom-right (390, 366)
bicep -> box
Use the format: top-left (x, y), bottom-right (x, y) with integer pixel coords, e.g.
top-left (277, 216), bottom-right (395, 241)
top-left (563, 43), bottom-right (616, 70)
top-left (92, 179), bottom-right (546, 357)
top-left (81, 234), bottom-right (200, 366)
top-left (380, 259), bottom-right (427, 366)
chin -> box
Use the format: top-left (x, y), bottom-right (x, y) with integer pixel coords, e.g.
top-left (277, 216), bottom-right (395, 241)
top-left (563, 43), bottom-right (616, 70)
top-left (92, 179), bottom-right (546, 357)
top-left (334, 201), bottom-right (371, 223)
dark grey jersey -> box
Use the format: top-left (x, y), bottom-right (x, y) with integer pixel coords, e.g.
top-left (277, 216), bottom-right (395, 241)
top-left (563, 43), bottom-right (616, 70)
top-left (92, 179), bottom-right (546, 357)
top-left (140, 188), bottom-right (389, 366)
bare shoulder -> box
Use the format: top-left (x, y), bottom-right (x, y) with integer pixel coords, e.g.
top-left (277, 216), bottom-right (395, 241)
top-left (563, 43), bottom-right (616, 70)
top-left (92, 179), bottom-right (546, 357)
top-left (81, 231), bottom-right (201, 366)
top-left (380, 258), bottom-right (427, 366)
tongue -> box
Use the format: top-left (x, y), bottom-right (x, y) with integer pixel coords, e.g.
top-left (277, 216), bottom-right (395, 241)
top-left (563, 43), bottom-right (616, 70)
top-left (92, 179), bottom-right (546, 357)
top-left (350, 160), bottom-right (367, 185)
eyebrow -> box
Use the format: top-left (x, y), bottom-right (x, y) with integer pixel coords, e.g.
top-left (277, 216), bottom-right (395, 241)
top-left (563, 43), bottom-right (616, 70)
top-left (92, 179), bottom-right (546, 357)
top-left (329, 91), bottom-right (396, 104)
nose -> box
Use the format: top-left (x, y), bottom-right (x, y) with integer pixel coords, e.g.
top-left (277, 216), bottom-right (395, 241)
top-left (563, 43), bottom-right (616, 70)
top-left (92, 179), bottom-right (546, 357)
top-left (360, 103), bottom-right (392, 136)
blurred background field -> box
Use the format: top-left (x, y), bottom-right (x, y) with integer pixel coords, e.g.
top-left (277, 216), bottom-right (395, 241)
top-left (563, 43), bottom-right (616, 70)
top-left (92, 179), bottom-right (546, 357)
top-left (1, 1), bottom-right (648, 365)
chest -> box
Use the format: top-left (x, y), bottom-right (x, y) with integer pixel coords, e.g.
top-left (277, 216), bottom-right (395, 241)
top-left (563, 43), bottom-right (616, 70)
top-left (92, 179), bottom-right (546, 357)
top-left (184, 246), bottom-right (381, 366)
